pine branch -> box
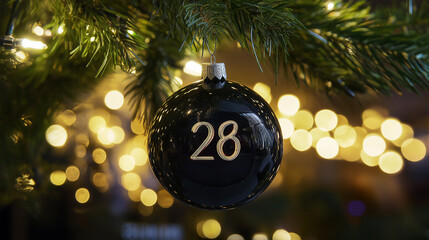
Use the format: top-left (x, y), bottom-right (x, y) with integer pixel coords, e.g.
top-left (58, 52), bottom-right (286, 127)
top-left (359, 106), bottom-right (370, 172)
top-left (286, 0), bottom-right (429, 96)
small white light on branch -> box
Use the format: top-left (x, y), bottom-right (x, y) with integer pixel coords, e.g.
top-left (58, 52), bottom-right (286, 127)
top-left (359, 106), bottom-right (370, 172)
top-left (21, 39), bottom-right (47, 50)
top-left (327, 2), bottom-right (335, 10)
top-left (184, 61), bottom-right (202, 76)
top-left (32, 25), bottom-right (44, 36)
top-left (57, 24), bottom-right (65, 34)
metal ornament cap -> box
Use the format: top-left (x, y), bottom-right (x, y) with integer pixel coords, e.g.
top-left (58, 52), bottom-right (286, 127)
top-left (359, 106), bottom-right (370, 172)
top-left (202, 63), bottom-right (226, 90)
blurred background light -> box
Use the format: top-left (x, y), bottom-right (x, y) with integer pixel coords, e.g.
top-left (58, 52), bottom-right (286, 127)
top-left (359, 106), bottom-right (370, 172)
top-left (379, 151), bottom-right (403, 174)
top-left (381, 118), bottom-right (402, 141)
top-left (104, 90), bottom-right (124, 110)
top-left (202, 219), bottom-right (221, 239)
top-left (316, 137), bottom-right (339, 159)
top-left (278, 94), bottom-right (300, 116)
top-left (75, 188), bottom-right (90, 204)
top-left (50, 170), bottom-right (66, 186)
top-left (253, 82), bottom-right (272, 103)
top-left (183, 60), bottom-right (202, 76)
top-left (401, 138), bottom-right (426, 162)
top-left (315, 109), bottom-right (337, 131)
top-left (363, 134), bottom-right (386, 157)
top-left (348, 200), bottom-right (366, 217)
top-left (279, 118), bottom-right (294, 139)
top-left (291, 129), bottom-right (312, 151)
top-left (140, 189), bottom-right (157, 207)
top-left (273, 229), bottom-right (291, 240)
top-left (45, 124), bottom-right (68, 147)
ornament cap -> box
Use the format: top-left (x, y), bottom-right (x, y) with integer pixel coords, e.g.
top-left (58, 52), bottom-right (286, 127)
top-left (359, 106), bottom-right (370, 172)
top-left (201, 63), bottom-right (226, 90)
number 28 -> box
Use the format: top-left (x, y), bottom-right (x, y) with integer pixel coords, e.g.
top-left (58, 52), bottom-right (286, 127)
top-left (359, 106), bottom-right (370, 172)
top-left (190, 120), bottom-right (241, 161)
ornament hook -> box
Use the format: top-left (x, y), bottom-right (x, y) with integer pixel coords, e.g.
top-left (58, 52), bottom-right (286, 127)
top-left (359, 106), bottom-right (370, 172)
top-left (205, 38), bottom-right (217, 64)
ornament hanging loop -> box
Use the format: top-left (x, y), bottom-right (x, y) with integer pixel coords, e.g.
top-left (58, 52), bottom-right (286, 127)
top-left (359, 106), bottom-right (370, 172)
top-left (205, 38), bottom-right (217, 64)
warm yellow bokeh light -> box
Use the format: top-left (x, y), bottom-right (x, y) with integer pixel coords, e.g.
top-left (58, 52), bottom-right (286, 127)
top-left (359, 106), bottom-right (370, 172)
top-left (379, 151), bottom-right (403, 174)
top-left (327, 2), bottom-right (335, 10)
top-left (92, 172), bottom-right (108, 188)
top-left (130, 119), bottom-right (145, 135)
top-left (97, 127), bottom-right (115, 145)
top-left (89, 116), bottom-right (106, 133)
top-left (121, 172), bottom-right (141, 191)
top-left (140, 189), bottom-right (157, 207)
top-left (157, 189), bottom-right (174, 208)
top-left (227, 234), bottom-right (245, 240)
top-left (363, 134), bottom-right (386, 157)
top-left (45, 124), bottom-right (68, 147)
top-left (392, 124), bottom-right (414, 147)
top-left (360, 150), bottom-right (379, 167)
top-left (334, 125), bottom-right (356, 147)
top-left (290, 129), bottom-right (312, 151)
top-left (292, 110), bottom-right (314, 130)
top-left (111, 126), bottom-right (125, 144)
top-left (278, 94), bottom-right (300, 116)
top-left (183, 60), bottom-right (202, 76)
top-left (401, 138), bottom-right (426, 162)
top-left (128, 189), bottom-right (143, 202)
top-left (279, 118), bottom-right (294, 139)
top-left (104, 90), bottom-right (124, 110)
top-left (289, 233), bottom-right (302, 240)
top-left (119, 155), bottom-right (135, 172)
top-left (131, 148), bottom-right (148, 166)
top-left (381, 118), bottom-right (402, 141)
top-left (74, 144), bottom-right (87, 158)
top-left (202, 219), bottom-right (221, 239)
top-left (340, 145), bottom-right (361, 162)
top-left (33, 25), bottom-right (44, 36)
top-left (65, 166), bottom-right (80, 182)
top-left (57, 109), bottom-right (76, 126)
top-left (362, 109), bottom-right (383, 130)
top-left (253, 233), bottom-right (269, 240)
top-left (50, 170), bottom-right (66, 186)
top-left (310, 128), bottom-right (330, 147)
top-left (316, 137), bottom-right (339, 159)
top-left (92, 148), bottom-right (107, 164)
top-left (21, 38), bottom-right (47, 49)
top-left (354, 127), bottom-right (368, 143)
top-left (336, 114), bottom-right (349, 126)
top-left (315, 109), bottom-right (337, 131)
top-left (75, 188), bottom-right (90, 204)
top-left (273, 229), bottom-right (291, 240)
top-left (254, 82), bottom-right (272, 103)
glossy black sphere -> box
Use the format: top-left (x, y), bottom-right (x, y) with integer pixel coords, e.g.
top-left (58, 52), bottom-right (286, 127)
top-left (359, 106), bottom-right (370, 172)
top-left (148, 80), bottom-right (283, 209)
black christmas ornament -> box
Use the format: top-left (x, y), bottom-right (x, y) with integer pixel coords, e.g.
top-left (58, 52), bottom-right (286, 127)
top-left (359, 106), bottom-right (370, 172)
top-left (148, 63), bottom-right (283, 209)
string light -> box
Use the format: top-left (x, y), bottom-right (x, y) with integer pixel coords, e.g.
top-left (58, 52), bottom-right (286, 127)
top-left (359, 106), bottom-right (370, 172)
top-left (32, 25), bottom-right (44, 36)
top-left (21, 38), bottom-right (48, 49)
top-left (57, 24), bottom-right (65, 34)
top-left (183, 61), bottom-right (202, 76)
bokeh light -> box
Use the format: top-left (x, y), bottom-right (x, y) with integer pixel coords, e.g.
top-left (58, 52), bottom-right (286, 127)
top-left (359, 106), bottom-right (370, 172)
top-left (89, 116), bottom-right (106, 133)
top-left (278, 94), bottom-right (300, 116)
top-left (348, 200), bottom-right (366, 216)
top-left (362, 109), bottom-right (383, 130)
top-left (45, 124), bottom-right (68, 147)
top-left (140, 189), bottom-right (157, 207)
top-left (401, 138), bottom-right (426, 162)
top-left (131, 148), bottom-right (148, 166)
top-left (253, 233), bottom-right (268, 240)
top-left (381, 118), bottom-right (402, 141)
top-left (92, 148), bottom-right (107, 164)
top-left (292, 110), bottom-right (313, 130)
top-left (273, 229), bottom-right (291, 240)
top-left (75, 188), bottom-right (90, 204)
top-left (379, 151), bottom-right (403, 174)
top-left (289, 233), bottom-right (301, 240)
top-left (97, 127), bottom-right (115, 145)
top-left (363, 134), bottom-right (386, 157)
top-left (334, 125), bottom-right (356, 147)
top-left (92, 172), bottom-right (108, 188)
top-left (111, 126), bottom-right (125, 144)
top-left (316, 137), bottom-right (339, 159)
top-left (279, 118), bottom-right (294, 139)
top-left (392, 124), bottom-right (414, 147)
top-left (119, 155), bottom-right (135, 172)
top-left (291, 129), bottom-right (312, 151)
top-left (227, 234), bottom-right (245, 240)
top-left (130, 119), bottom-right (145, 135)
top-left (310, 128), bottom-right (330, 147)
top-left (104, 90), bottom-right (124, 110)
top-left (32, 25), bottom-right (44, 36)
top-left (50, 170), bottom-right (66, 186)
top-left (315, 109), bottom-right (337, 131)
top-left (202, 219), bottom-right (221, 239)
top-left (340, 145), bottom-right (361, 162)
top-left (360, 150), bottom-right (379, 167)
top-left (121, 173), bottom-right (141, 191)
top-left (157, 189), bottom-right (174, 208)
top-left (253, 82), bottom-right (272, 103)
top-left (57, 109), bottom-right (76, 126)
top-left (65, 166), bottom-right (80, 182)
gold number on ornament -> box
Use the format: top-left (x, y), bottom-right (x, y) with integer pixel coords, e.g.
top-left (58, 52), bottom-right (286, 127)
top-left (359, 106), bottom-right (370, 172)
top-left (190, 121), bottom-right (215, 160)
top-left (190, 120), bottom-right (241, 161)
top-left (217, 120), bottom-right (241, 161)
